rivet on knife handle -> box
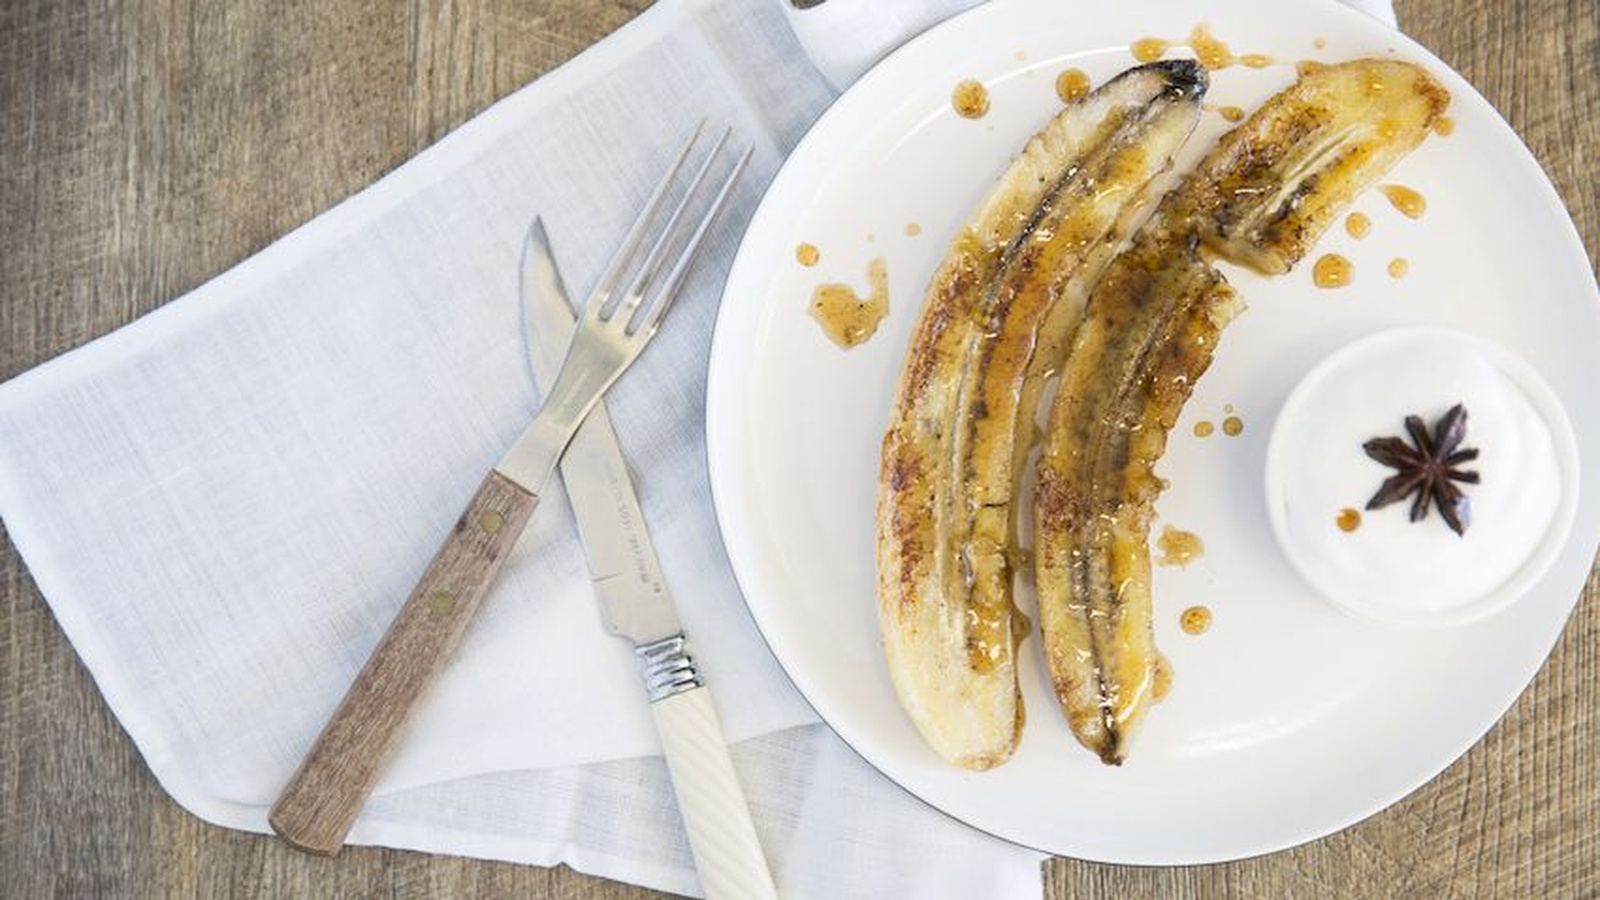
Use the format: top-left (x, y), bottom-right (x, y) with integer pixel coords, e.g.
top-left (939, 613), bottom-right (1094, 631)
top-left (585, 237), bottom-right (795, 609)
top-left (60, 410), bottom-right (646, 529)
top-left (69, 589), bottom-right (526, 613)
top-left (269, 471), bottom-right (537, 854)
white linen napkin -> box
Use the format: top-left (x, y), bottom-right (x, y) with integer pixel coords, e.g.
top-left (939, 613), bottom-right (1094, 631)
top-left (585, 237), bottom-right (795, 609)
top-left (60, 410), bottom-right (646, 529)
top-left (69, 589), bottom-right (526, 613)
top-left (0, 1), bottom-right (1394, 897)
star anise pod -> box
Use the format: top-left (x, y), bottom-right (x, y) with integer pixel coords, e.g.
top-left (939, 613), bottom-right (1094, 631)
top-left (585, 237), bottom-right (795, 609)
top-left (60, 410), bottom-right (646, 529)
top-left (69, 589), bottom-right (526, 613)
top-left (1363, 403), bottom-right (1480, 536)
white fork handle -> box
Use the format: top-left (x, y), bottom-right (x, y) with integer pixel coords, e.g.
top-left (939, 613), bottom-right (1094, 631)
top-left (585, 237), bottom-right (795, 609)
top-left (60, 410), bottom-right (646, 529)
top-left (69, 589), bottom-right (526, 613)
top-left (651, 686), bottom-right (780, 900)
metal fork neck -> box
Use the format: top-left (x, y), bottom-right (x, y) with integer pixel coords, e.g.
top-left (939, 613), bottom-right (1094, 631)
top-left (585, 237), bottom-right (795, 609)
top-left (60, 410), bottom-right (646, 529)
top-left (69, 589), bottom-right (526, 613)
top-left (495, 342), bottom-right (628, 489)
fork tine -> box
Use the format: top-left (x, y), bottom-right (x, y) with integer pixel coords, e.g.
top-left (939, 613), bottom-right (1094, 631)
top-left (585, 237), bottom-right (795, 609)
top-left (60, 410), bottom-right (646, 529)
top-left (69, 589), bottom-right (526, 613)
top-left (613, 127), bottom-right (733, 325)
top-left (585, 119), bottom-right (708, 321)
top-left (635, 144), bottom-right (753, 334)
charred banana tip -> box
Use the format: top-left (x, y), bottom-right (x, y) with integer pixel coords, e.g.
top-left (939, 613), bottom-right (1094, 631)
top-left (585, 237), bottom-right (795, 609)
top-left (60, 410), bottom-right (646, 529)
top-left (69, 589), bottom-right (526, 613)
top-left (1147, 58), bottom-right (1209, 98)
top-left (1098, 733), bottom-right (1126, 766)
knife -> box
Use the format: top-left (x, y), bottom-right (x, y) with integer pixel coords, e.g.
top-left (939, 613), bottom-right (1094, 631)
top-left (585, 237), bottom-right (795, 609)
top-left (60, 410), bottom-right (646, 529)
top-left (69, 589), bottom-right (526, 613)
top-left (268, 126), bottom-right (749, 855)
top-left (523, 221), bottom-right (781, 900)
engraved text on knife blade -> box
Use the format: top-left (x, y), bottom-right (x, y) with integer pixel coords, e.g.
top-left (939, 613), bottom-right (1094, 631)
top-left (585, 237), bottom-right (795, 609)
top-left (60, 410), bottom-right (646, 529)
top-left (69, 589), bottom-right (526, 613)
top-left (588, 454), bottom-right (680, 643)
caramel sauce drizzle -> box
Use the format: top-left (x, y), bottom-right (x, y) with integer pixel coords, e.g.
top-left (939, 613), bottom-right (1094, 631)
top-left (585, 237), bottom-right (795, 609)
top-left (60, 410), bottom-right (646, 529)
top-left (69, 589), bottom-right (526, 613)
top-left (811, 257), bottom-right (889, 348)
top-left (1313, 253), bottom-right (1352, 288)
top-left (1345, 211), bottom-right (1371, 239)
top-left (1156, 525), bottom-right (1205, 567)
top-left (1180, 605), bottom-right (1213, 634)
top-left (1380, 184), bottom-right (1426, 219)
top-left (952, 79), bottom-right (990, 118)
top-left (1056, 67), bottom-right (1092, 103)
top-left (1129, 24), bottom-right (1274, 70)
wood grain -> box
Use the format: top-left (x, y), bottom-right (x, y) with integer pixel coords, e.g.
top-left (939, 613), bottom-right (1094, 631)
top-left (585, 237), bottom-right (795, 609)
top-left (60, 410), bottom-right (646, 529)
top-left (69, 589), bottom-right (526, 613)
top-left (270, 470), bottom-right (538, 856)
top-left (1, 0), bottom-right (1595, 898)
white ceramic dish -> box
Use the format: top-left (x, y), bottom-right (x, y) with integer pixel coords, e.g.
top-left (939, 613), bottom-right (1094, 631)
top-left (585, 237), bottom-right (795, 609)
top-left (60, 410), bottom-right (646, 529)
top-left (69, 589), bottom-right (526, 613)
top-left (1265, 327), bottom-right (1579, 628)
top-left (706, 0), bottom-right (1600, 863)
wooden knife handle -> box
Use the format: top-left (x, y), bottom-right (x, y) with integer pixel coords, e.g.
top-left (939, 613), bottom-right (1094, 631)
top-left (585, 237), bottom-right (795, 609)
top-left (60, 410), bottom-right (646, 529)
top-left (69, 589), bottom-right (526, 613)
top-left (269, 470), bottom-right (537, 855)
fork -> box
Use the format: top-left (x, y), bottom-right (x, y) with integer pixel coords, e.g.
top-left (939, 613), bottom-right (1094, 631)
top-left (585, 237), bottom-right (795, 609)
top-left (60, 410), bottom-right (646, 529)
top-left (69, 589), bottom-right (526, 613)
top-left (269, 124), bottom-right (752, 856)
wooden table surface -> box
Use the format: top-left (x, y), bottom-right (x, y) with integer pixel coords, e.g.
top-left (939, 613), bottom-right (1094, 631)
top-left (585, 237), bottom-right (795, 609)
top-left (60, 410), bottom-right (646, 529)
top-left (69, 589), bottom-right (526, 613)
top-left (2, 0), bottom-right (1596, 897)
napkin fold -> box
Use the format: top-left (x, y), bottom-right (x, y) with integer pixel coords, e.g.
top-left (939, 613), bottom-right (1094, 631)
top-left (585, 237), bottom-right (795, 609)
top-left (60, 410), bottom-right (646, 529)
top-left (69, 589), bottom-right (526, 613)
top-left (0, 0), bottom-right (1392, 897)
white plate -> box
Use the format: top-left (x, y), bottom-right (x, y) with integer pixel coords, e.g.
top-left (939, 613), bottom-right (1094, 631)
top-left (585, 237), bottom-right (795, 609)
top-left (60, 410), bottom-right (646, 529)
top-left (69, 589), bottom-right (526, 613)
top-left (706, 0), bottom-right (1600, 863)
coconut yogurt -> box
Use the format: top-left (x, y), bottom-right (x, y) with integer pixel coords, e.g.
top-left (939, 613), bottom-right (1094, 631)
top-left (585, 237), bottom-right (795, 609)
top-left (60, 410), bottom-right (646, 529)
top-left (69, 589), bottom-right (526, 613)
top-left (1264, 328), bottom-right (1578, 627)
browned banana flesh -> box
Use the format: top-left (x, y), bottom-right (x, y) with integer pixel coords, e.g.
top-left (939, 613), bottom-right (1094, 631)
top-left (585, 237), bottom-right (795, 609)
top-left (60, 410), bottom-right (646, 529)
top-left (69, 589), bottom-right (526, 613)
top-left (1035, 207), bottom-right (1240, 765)
top-left (1182, 59), bottom-right (1450, 274)
top-left (1034, 58), bottom-right (1448, 765)
top-left (951, 62), bottom-right (1209, 716)
top-left (877, 61), bottom-right (1208, 770)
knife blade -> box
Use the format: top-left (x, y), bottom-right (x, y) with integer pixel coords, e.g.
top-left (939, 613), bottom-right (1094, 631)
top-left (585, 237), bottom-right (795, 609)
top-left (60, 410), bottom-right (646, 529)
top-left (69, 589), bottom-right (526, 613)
top-left (523, 221), bottom-right (680, 643)
top-left (523, 221), bottom-right (780, 900)
top-left (269, 126), bottom-right (749, 856)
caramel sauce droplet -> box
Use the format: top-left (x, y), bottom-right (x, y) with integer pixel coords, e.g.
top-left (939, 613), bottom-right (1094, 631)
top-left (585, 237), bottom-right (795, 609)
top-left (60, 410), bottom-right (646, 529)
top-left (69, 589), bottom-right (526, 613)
top-left (1337, 508), bottom-right (1362, 532)
top-left (1132, 25), bottom-right (1268, 71)
top-left (1221, 415), bottom-right (1244, 437)
top-left (1345, 211), bottom-right (1371, 239)
top-left (1156, 525), bottom-right (1205, 567)
top-left (903, 222), bottom-right (922, 237)
top-left (952, 79), bottom-right (990, 118)
top-left (1434, 116), bottom-right (1456, 137)
top-left (964, 601), bottom-right (1011, 673)
top-left (1131, 37), bottom-right (1170, 63)
top-left (1380, 183), bottom-right (1426, 219)
top-left (1152, 652), bottom-right (1174, 699)
top-left (1187, 24), bottom-right (1234, 69)
top-left (1388, 257), bottom-right (1410, 279)
top-left (811, 257), bottom-right (889, 348)
top-left (1055, 67), bottom-right (1092, 103)
top-left (1313, 253), bottom-right (1352, 288)
top-left (1193, 420), bottom-right (1215, 438)
top-left (795, 242), bottom-right (820, 267)
top-left (1180, 605), bottom-right (1213, 635)
top-left (1313, 36), bottom-right (1327, 49)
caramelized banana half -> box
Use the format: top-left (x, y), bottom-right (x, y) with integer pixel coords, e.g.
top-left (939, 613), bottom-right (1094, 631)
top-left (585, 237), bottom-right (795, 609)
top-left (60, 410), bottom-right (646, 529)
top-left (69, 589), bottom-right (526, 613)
top-left (1034, 58), bottom-right (1448, 765)
top-left (1183, 58), bottom-right (1451, 274)
top-left (1034, 207), bottom-right (1241, 766)
top-left (877, 61), bottom-right (1207, 769)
